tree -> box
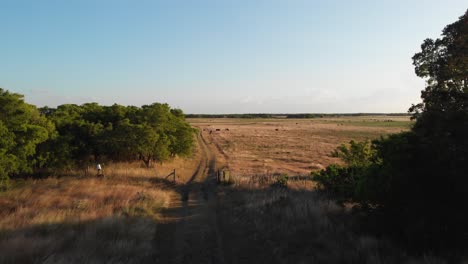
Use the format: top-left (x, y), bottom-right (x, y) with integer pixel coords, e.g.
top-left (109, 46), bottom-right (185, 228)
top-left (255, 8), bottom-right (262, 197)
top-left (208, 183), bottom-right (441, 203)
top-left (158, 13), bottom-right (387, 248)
top-left (406, 9), bottom-right (468, 249)
top-left (37, 101), bottom-right (195, 170)
top-left (412, 9), bottom-right (468, 116)
top-left (40, 104), bottom-right (104, 167)
top-left (0, 121), bottom-right (16, 190)
top-left (167, 109), bottom-right (195, 157)
top-left (411, 9), bottom-right (468, 140)
top-left (410, 9), bottom-right (468, 201)
top-left (313, 10), bottom-right (468, 252)
top-left (0, 89), bottom-right (54, 189)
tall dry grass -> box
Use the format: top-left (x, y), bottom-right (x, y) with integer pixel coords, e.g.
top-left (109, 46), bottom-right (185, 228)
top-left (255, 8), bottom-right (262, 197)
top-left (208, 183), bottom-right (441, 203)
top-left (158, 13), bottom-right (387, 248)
top-left (0, 162), bottom-right (177, 263)
top-left (217, 174), bottom-right (448, 264)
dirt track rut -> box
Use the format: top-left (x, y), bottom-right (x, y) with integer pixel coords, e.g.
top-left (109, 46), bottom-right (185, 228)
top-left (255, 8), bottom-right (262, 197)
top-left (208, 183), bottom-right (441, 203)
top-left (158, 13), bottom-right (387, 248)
top-left (154, 131), bottom-right (225, 264)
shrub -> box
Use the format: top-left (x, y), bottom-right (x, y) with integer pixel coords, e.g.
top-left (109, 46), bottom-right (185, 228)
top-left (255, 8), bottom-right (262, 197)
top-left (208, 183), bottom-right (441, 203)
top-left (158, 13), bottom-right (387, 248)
top-left (271, 174), bottom-right (289, 188)
top-left (331, 140), bottom-right (375, 167)
top-left (0, 171), bottom-right (10, 191)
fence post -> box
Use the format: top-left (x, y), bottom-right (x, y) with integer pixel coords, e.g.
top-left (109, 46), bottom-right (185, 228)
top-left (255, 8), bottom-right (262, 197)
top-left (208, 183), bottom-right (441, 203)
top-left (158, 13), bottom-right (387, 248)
top-left (173, 169), bottom-right (176, 182)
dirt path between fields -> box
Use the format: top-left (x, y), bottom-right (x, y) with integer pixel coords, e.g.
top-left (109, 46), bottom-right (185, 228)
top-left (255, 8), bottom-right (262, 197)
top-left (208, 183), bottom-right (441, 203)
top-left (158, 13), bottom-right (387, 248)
top-left (153, 131), bottom-right (226, 264)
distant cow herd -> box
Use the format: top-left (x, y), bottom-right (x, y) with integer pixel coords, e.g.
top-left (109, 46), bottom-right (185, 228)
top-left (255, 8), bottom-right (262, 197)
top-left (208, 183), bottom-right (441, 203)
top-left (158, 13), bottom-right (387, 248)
top-left (203, 128), bottom-right (230, 134)
top-left (203, 128), bottom-right (283, 133)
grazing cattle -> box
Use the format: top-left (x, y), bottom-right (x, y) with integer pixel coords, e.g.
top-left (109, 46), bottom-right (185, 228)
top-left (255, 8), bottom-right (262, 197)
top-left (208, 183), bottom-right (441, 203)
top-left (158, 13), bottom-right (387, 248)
top-left (216, 129), bottom-right (221, 131)
top-left (209, 130), bottom-right (213, 134)
top-left (225, 128), bottom-right (229, 131)
top-left (275, 128), bottom-right (279, 131)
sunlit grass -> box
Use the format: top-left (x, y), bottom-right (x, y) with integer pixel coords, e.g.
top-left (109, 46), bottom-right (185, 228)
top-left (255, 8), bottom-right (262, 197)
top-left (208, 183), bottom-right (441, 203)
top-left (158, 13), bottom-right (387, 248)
top-left (0, 163), bottom-right (174, 263)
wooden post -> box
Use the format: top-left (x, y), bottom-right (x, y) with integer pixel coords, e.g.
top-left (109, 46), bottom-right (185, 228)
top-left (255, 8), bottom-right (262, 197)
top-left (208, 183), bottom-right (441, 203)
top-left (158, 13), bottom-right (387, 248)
top-left (173, 169), bottom-right (176, 182)
top-left (223, 170), bottom-right (230, 183)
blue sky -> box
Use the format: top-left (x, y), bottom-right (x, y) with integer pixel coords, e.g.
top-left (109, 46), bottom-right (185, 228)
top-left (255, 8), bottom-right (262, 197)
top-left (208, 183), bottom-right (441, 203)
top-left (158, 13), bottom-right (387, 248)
top-left (1, 1), bottom-right (466, 113)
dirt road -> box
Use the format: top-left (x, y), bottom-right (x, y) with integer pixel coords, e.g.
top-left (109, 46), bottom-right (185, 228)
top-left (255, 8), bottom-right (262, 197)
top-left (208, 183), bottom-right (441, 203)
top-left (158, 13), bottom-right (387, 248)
top-left (154, 131), bottom-right (225, 263)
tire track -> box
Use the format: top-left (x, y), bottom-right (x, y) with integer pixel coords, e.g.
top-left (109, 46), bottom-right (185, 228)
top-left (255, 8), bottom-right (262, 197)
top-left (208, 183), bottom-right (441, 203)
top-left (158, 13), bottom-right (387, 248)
top-left (155, 131), bottom-right (225, 264)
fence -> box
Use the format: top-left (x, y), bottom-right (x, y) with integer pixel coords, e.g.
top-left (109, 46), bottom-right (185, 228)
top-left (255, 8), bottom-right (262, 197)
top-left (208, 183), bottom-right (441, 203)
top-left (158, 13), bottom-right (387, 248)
top-left (165, 169), bottom-right (177, 182)
top-left (217, 169), bottom-right (231, 184)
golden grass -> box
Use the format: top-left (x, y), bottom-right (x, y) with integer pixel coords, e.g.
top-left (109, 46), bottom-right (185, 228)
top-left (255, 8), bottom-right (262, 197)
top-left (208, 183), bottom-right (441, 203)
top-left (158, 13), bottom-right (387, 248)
top-left (190, 116), bottom-right (410, 177)
top-left (0, 134), bottom-right (205, 262)
top-left (1, 117), bottom-right (447, 263)
top-left (193, 117), bottom-right (446, 263)
top-left (0, 155), bottom-right (204, 263)
top-left (0, 177), bottom-right (169, 230)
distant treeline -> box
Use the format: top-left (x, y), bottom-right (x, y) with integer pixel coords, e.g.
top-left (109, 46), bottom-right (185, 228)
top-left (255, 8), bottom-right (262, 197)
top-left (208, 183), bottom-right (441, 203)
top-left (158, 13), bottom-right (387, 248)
top-left (0, 88), bottom-right (195, 188)
top-left (186, 113), bottom-right (410, 119)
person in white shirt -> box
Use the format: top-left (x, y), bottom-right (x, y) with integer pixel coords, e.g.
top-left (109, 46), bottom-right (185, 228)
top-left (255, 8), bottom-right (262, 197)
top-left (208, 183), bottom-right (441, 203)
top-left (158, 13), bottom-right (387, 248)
top-left (96, 163), bottom-right (103, 176)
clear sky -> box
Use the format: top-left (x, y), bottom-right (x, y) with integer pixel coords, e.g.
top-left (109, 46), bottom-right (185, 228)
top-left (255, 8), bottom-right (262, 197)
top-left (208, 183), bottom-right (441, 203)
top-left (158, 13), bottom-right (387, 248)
top-left (1, 1), bottom-right (466, 113)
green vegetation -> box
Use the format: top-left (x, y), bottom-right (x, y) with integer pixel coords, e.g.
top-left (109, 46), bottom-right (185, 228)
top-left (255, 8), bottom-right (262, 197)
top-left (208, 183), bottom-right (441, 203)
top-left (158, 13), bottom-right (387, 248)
top-left (0, 89), bottom-right (55, 189)
top-left (313, 140), bottom-right (379, 204)
top-left (331, 140), bottom-right (375, 167)
top-left (41, 103), bottom-right (195, 169)
top-left (339, 120), bottom-right (413, 128)
top-left (0, 90), bottom-right (195, 189)
top-left (313, 9), bottom-right (468, 256)
top-left (271, 174), bottom-right (289, 188)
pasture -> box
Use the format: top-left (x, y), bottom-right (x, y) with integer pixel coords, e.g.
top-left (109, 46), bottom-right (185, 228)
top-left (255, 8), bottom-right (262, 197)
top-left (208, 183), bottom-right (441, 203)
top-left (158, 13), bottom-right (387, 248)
top-left (2, 115), bottom-right (437, 263)
top-left (189, 115), bottom-right (411, 176)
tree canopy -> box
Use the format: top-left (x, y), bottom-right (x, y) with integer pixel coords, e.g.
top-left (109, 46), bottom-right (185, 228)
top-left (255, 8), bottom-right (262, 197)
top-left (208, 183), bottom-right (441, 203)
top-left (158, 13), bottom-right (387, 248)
top-left (39, 102), bottom-right (195, 168)
top-left (313, 9), bottom-right (468, 253)
top-left (409, 9), bottom-right (468, 213)
top-left (0, 89), bottom-right (55, 189)
top-left (0, 89), bottom-right (195, 189)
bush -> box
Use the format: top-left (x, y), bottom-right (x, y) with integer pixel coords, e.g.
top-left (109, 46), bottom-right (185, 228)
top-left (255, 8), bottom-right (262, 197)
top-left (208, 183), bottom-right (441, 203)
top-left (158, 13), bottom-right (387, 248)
top-left (0, 172), bottom-right (10, 191)
top-left (331, 140), bottom-right (375, 167)
top-left (271, 174), bottom-right (289, 188)
top-left (314, 131), bottom-right (468, 253)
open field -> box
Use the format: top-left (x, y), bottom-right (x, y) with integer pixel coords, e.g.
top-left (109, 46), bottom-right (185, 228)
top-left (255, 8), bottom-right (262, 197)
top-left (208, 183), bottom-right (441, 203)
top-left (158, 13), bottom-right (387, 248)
top-left (0, 148), bottom-right (203, 263)
top-left (3, 116), bottom-right (451, 263)
top-left (189, 115), bottom-right (412, 176)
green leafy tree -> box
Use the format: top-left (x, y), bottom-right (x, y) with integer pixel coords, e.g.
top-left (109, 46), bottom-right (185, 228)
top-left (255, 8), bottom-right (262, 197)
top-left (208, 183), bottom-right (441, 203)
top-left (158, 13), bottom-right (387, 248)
top-left (39, 101), bottom-right (194, 170)
top-left (167, 110), bottom-right (195, 157)
top-left (0, 121), bottom-right (16, 190)
top-left (0, 89), bottom-right (54, 188)
top-left (411, 9), bottom-right (468, 118)
top-left (405, 9), bottom-right (468, 248)
top-left (135, 104), bottom-right (194, 167)
top-left (313, 140), bottom-right (381, 205)
top-left (314, 10), bottom-right (468, 251)
top-left (410, 9), bottom-right (468, 180)
top-left (132, 124), bottom-right (156, 167)
top-left (42, 104), bottom-right (104, 167)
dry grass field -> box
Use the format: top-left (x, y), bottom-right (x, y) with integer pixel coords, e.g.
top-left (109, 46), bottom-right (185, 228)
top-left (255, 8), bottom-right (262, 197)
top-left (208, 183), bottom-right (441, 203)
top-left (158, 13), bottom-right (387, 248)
top-left (190, 115), bottom-right (412, 176)
top-left (3, 116), bottom-right (449, 263)
top-left (0, 151), bottom-right (202, 263)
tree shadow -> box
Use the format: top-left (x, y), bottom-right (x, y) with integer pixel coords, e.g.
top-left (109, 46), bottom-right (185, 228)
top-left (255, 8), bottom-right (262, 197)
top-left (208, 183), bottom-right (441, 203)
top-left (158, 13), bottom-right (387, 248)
top-left (0, 215), bottom-right (163, 263)
top-left (1, 172), bottom-right (460, 263)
